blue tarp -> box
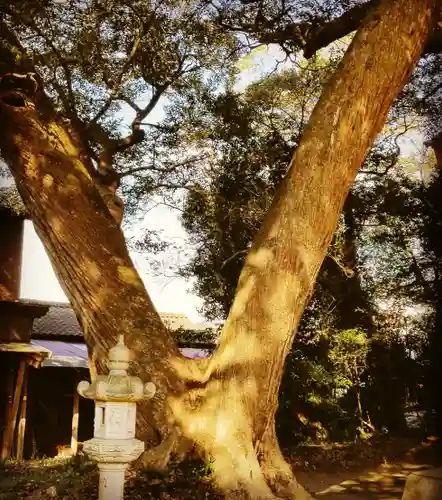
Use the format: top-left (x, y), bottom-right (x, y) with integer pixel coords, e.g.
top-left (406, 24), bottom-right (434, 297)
top-left (30, 340), bottom-right (209, 368)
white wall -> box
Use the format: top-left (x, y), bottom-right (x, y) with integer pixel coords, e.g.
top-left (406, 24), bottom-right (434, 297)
top-left (20, 220), bottom-right (68, 302)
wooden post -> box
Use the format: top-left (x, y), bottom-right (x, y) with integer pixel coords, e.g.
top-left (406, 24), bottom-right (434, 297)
top-left (16, 368), bottom-right (28, 460)
top-left (71, 375), bottom-right (80, 455)
top-left (2, 358), bottom-right (26, 459)
top-left (1, 368), bottom-right (15, 459)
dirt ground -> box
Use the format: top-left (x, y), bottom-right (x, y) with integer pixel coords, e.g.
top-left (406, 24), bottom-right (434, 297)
top-left (0, 436), bottom-right (440, 499)
top-left (300, 462), bottom-right (429, 499)
top-left (295, 436), bottom-right (441, 499)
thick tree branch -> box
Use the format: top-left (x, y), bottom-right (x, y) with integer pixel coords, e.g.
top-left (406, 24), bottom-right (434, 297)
top-left (5, 9), bottom-right (78, 114)
top-left (223, 0), bottom-right (442, 59)
top-left (91, 85), bottom-right (167, 185)
top-left (397, 234), bottom-right (433, 299)
top-left (302, 1), bottom-right (379, 58)
top-left (119, 94), bottom-right (142, 114)
top-left (220, 249), bottom-right (248, 270)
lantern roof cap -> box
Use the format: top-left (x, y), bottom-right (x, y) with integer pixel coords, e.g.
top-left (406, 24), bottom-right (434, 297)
top-left (108, 335), bottom-right (131, 370)
top-left (77, 335), bottom-right (155, 402)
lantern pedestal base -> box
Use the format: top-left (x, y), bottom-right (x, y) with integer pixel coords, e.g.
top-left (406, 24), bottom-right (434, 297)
top-left (98, 463), bottom-right (128, 500)
top-left (83, 437), bottom-right (145, 500)
top-left (83, 437), bottom-right (144, 463)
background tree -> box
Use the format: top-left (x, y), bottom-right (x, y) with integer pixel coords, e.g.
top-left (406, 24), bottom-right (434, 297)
top-left (413, 51), bottom-right (442, 436)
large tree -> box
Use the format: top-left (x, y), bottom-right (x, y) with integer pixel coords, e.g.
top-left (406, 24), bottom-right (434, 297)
top-left (0, 0), bottom-right (437, 498)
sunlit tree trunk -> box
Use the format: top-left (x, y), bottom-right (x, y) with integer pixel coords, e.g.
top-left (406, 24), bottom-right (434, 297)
top-left (0, 0), bottom-right (436, 497)
top-left (190, 2), bottom-right (434, 495)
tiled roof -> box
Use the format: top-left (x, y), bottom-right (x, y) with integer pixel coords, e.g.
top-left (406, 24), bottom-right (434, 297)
top-left (30, 340), bottom-right (211, 366)
top-left (0, 186), bottom-right (26, 216)
top-left (31, 302), bottom-right (215, 341)
top-left (32, 303), bottom-right (82, 338)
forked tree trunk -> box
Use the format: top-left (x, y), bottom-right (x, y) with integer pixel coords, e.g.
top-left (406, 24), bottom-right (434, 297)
top-left (0, 0), bottom-right (436, 497)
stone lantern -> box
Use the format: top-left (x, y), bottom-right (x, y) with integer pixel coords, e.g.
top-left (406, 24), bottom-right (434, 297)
top-left (77, 335), bottom-right (156, 500)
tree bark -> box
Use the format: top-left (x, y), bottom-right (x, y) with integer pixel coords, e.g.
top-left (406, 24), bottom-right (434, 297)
top-left (0, 96), bottom-right (192, 446)
top-left (0, 0), bottom-right (436, 497)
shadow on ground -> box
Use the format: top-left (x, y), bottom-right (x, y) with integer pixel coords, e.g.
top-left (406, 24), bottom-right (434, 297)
top-left (296, 437), bottom-right (441, 500)
top-left (299, 463), bottom-right (429, 499)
